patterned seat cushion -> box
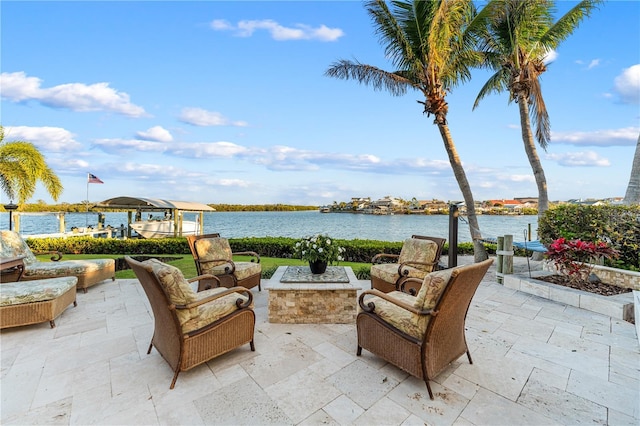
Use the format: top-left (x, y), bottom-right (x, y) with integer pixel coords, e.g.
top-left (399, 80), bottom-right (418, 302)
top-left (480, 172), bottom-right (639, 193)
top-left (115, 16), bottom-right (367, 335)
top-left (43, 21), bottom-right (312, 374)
top-left (0, 276), bottom-right (77, 306)
top-left (370, 263), bottom-right (427, 284)
top-left (22, 259), bottom-right (115, 279)
top-left (194, 237), bottom-right (233, 268)
top-left (359, 291), bottom-right (429, 340)
top-left (145, 258), bottom-right (200, 328)
top-left (398, 238), bottom-right (439, 273)
top-left (182, 287), bottom-right (250, 334)
top-left (413, 267), bottom-right (455, 311)
top-left (195, 237), bottom-right (260, 280)
top-left (0, 230), bottom-right (38, 263)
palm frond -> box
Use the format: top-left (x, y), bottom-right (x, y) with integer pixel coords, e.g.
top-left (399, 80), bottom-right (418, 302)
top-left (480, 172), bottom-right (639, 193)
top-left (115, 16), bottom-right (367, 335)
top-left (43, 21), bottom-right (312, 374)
top-left (542, 0), bottom-right (604, 47)
top-left (528, 75), bottom-right (551, 150)
top-left (325, 59), bottom-right (412, 96)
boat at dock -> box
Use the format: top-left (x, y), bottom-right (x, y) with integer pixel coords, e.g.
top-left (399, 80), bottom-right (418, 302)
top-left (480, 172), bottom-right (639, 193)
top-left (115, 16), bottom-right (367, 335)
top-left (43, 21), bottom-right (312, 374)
top-left (129, 217), bottom-right (199, 239)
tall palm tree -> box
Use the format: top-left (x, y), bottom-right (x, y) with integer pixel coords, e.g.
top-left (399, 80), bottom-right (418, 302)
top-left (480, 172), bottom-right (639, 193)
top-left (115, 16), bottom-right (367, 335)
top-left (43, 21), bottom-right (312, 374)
top-left (0, 125), bottom-right (63, 205)
top-left (624, 134), bottom-right (640, 204)
top-left (326, 0), bottom-right (489, 261)
top-left (473, 0), bottom-right (603, 221)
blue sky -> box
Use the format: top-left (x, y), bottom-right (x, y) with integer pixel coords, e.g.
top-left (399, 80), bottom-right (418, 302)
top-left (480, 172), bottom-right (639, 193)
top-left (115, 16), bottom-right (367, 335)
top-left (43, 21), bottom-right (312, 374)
top-left (1, 0), bottom-right (639, 206)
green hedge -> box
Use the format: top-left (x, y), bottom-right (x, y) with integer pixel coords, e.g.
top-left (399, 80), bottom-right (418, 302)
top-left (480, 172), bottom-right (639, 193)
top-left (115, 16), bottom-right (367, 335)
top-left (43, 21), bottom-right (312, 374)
top-left (24, 236), bottom-right (482, 263)
top-left (537, 204), bottom-right (640, 271)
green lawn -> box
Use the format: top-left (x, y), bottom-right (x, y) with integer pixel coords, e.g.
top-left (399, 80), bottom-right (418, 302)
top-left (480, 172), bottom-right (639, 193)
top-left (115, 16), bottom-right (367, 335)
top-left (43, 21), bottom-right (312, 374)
top-left (35, 254), bottom-right (372, 280)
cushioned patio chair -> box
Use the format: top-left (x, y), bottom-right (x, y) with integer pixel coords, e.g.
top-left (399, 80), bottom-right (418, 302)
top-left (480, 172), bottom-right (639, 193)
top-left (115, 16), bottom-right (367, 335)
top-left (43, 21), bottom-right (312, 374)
top-left (186, 233), bottom-right (261, 291)
top-left (370, 235), bottom-right (446, 293)
top-left (126, 256), bottom-right (256, 389)
top-left (0, 230), bottom-right (115, 293)
top-left (357, 258), bottom-right (493, 399)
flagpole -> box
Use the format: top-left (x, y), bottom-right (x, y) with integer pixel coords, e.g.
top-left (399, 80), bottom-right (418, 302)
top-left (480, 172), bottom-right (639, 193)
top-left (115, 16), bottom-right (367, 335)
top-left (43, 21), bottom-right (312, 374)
top-left (86, 174), bottom-right (89, 227)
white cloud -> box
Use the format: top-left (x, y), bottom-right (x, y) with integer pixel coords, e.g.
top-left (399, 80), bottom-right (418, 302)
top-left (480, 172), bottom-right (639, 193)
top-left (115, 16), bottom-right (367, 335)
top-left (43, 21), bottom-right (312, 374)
top-left (169, 141), bottom-right (249, 158)
top-left (0, 72), bottom-right (147, 117)
top-left (587, 59), bottom-right (600, 69)
top-left (178, 107), bottom-right (248, 127)
top-left (545, 151), bottom-right (610, 167)
top-left (93, 138), bottom-right (168, 153)
top-left (551, 127), bottom-right (639, 146)
top-left (136, 126), bottom-right (173, 142)
top-left (3, 125), bottom-right (82, 152)
top-left (211, 18), bottom-right (344, 41)
top-left (613, 64), bottom-right (640, 104)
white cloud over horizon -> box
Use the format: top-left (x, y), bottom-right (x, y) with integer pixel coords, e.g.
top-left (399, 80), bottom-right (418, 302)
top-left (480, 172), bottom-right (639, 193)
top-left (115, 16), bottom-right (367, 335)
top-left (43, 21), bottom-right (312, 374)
top-left (211, 18), bottom-right (344, 41)
top-left (0, 72), bottom-right (147, 117)
top-left (546, 151), bottom-right (610, 167)
top-left (178, 107), bottom-right (248, 127)
top-left (550, 127), bottom-right (639, 146)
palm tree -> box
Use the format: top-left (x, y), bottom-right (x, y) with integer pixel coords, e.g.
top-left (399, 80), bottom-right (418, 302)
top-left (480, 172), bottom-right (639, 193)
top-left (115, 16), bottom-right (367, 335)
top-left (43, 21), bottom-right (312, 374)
top-left (473, 0), bottom-right (603, 221)
top-left (326, 0), bottom-right (489, 261)
top-left (0, 125), bottom-right (63, 205)
top-left (623, 134), bottom-right (640, 204)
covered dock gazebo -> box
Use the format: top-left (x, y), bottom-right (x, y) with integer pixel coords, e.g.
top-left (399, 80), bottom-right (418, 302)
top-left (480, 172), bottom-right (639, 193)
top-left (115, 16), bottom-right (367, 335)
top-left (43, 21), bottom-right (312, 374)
top-left (94, 196), bottom-right (215, 238)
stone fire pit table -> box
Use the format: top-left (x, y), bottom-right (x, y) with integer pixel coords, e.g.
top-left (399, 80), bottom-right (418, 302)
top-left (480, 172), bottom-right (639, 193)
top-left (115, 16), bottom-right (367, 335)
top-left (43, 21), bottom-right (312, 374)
top-left (266, 266), bottom-right (362, 324)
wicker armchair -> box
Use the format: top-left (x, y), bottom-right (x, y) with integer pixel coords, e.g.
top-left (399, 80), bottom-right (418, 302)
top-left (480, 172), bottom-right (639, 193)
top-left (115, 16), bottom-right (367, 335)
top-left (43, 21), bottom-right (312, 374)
top-left (357, 258), bottom-right (493, 399)
top-left (370, 235), bottom-right (446, 293)
top-left (0, 230), bottom-right (115, 293)
top-left (187, 233), bottom-right (262, 291)
top-left (126, 256), bottom-right (256, 389)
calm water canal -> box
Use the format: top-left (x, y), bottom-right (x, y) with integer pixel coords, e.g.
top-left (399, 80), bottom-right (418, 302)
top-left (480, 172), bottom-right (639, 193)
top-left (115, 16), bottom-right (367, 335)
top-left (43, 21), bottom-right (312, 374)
top-left (1, 211), bottom-right (538, 243)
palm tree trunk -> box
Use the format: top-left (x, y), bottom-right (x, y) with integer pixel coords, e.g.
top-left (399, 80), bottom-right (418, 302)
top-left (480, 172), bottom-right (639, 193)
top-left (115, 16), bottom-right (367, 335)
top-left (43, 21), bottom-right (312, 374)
top-left (437, 123), bottom-right (488, 262)
top-left (517, 96), bottom-right (549, 220)
top-left (624, 134), bottom-right (640, 204)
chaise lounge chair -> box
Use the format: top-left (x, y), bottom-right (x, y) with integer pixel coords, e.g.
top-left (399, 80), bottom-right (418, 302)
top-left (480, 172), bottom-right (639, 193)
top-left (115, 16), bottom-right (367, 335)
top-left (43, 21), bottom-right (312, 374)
top-left (0, 230), bottom-right (115, 293)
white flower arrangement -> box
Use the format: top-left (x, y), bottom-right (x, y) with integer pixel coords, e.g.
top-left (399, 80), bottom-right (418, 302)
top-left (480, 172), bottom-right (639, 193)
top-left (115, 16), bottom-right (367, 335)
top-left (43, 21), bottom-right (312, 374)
top-left (294, 234), bottom-right (345, 264)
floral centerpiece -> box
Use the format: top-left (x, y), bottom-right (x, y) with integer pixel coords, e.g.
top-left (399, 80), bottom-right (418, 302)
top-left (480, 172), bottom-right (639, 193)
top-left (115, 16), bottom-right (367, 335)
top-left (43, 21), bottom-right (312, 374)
top-left (294, 234), bottom-right (345, 274)
top-left (545, 237), bottom-right (619, 283)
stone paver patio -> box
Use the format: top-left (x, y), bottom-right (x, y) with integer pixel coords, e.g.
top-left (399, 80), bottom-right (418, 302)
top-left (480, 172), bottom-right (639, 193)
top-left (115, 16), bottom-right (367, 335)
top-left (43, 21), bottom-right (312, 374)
top-left (1, 256), bottom-right (638, 425)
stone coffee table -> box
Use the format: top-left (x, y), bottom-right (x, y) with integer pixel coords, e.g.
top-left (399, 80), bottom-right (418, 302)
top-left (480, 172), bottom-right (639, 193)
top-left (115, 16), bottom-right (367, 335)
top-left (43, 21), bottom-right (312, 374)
top-left (265, 266), bottom-right (361, 324)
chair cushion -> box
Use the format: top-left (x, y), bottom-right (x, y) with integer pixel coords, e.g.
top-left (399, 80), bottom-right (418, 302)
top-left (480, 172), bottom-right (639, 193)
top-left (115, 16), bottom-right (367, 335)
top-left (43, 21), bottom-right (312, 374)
top-left (22, 259), bottom-right (115, 279)
top-left (144, 258), bottom-right (199, 327)
top-left (413, 267), bottom-right (455, 311)
top-left (398, 238), bottom-right (438, 273)
top-left (182, 287), bottom-right (250, 334)
top-left (194, 237), bottom-right (233, 270)
top-left (0, 230), bottom-right (37, 263)
top-left (360, 291), bottom-right (429, 340)
top-left (370, 263), bottom-right (427, 285)
top-left (0, 276), bottom-right (77, 306)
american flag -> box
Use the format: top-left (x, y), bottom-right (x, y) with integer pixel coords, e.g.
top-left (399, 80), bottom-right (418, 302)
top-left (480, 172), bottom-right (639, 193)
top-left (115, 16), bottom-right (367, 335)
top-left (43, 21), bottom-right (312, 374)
top-left (88, 173), bottom-right (104, 184)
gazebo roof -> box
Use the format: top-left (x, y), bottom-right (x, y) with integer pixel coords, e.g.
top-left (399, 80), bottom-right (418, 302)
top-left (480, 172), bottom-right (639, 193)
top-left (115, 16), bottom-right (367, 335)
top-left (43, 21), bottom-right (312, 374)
top-left (94, 196), bottom-right (215, 211)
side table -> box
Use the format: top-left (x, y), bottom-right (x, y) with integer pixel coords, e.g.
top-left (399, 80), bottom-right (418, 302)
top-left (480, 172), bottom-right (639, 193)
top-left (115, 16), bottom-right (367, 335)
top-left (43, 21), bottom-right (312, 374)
top-left (1, 256), bottom-right (26, 282)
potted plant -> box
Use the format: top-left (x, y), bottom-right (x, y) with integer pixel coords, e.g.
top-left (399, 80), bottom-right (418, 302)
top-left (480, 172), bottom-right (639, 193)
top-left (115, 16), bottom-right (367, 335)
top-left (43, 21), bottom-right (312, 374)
top-left (293, 234), bottom-right (345, 274)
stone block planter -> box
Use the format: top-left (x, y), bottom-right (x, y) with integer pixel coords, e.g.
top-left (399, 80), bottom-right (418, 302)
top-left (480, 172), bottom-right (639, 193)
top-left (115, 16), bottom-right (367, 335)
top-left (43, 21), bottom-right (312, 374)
top-left (503, 271), bottom-right (634, 323)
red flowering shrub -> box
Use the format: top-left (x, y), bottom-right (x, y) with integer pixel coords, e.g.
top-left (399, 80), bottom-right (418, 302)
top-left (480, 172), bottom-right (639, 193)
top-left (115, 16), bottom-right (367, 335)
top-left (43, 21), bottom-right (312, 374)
top-left (545, 238), bottom-right (619, 282)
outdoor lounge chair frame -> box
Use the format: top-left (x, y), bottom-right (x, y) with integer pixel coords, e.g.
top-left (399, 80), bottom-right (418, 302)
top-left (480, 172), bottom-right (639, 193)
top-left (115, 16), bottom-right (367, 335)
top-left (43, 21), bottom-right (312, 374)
top-left (126, 256), bottom-right (256, 389)
top-left (357, 258), bottom-right (493, 399)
